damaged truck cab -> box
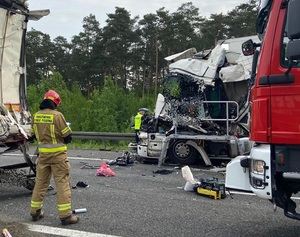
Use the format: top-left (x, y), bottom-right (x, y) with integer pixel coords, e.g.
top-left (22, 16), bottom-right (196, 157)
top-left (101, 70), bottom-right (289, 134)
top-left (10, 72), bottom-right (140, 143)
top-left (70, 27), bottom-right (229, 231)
top-left (226, 0), bottom-right (300, 220)
top-left (136, 36), bottom-right (259, 166)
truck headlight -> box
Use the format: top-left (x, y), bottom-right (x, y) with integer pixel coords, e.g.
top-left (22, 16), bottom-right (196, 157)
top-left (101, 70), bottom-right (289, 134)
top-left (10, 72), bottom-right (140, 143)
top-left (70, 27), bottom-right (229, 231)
top-left (251, 160), bottom-right (265, 174)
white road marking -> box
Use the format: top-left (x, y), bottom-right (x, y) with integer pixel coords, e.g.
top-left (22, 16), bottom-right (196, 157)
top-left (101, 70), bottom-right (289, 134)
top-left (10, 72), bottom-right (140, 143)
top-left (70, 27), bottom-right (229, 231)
top-left (25, 224), bottom-right (121, 237)
top-left (2, 153), bottom-right (110, 161)
top-left (69, 157), bottom-right (108, 161)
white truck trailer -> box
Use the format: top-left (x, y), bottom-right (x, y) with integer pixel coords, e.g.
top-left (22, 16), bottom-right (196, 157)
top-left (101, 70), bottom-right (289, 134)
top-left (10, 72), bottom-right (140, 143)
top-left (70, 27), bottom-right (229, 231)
top-left (0, 0), bottom-right (49, 189)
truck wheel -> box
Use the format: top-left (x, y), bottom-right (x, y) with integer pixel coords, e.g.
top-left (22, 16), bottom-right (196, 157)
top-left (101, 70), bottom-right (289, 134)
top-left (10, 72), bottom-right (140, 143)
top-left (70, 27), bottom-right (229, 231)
top-left (168, 140), bottom-right (198, 165)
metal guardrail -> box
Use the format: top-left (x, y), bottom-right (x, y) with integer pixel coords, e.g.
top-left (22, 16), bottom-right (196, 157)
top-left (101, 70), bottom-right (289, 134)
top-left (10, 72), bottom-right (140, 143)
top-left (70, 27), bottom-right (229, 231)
top-left (72, 131), bottom-right (135, 141)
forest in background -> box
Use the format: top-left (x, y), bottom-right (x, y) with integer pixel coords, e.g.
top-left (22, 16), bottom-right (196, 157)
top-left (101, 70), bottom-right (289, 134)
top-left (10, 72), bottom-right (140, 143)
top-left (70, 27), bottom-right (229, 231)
top-left (26, 1), bottom-right (257, 134)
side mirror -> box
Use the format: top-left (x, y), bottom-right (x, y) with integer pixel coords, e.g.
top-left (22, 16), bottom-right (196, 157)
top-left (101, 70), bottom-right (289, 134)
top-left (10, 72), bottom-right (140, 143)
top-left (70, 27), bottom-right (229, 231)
top-left (284, 0), bottom-right (300, 75)
top-left (286, 40), bottom-right (300, 61)
top-left (287, 0), bottom-right (300, 40)
top-left (242, 39), bottom-right (255, 56)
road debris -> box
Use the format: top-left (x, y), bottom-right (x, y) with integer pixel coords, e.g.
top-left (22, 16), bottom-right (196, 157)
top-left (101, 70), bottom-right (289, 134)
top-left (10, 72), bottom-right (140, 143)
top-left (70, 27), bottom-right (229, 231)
top-left (115, 151), bottom-right (135, 166)
top-left (152, 169), bottom-right (174, 175)
top-left (72, 208), bottom-right (87, 214)
top-left (96, 162), bottom-right (116, 177)
top-left (79, 162), bottom-right (99, 169)
top-left (2, 228), bottom-right (12, 237)
top-left (76, 181), bottom-right (89, 188)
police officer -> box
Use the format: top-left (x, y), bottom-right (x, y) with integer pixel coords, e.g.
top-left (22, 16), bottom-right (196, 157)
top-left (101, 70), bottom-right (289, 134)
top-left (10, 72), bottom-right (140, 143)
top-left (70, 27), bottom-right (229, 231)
top-left (134, 108), bottom-right (148, 144)
top-left (30, 90), bottom-right (79, 225)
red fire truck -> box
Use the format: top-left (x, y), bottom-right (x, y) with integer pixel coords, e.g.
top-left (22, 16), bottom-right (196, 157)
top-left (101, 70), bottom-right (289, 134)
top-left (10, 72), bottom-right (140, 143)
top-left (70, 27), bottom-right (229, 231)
top-left (226, 0), bottom-right (300, 220)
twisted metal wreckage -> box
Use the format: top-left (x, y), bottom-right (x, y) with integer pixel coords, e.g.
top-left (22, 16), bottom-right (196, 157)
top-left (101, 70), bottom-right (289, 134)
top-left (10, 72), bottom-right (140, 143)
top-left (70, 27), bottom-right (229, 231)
top-left (136, 35), bottom-right (260, 166)
top-left (0, 0), bottom-right (261, 188)
top-left (0, 0), bottom-right (49, 189)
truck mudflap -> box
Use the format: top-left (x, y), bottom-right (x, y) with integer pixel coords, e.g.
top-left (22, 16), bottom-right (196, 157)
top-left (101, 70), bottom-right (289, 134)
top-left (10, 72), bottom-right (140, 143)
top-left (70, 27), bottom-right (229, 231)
top-left (185, 140), bottom-right (211, 166)
top-left (273, 182), bottom-right (300, 221)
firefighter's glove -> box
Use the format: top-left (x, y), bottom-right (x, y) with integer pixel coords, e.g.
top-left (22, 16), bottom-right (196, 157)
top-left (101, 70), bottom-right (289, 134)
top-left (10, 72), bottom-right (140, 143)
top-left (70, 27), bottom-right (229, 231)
top-left (63, 134), bottom-right (72, 144)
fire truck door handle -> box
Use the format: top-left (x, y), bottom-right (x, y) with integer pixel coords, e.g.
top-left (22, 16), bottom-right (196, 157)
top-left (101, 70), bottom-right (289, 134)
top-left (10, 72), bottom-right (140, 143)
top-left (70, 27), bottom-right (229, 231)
top-left (259, 74), bottom-right (294, 85)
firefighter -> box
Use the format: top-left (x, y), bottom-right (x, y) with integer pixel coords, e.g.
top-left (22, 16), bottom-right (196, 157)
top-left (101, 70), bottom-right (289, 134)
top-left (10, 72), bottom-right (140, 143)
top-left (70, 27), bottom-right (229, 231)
top-left (30, 90), bottom-right (79, 225)
top-left (134, 108), bottom-right (148, 144)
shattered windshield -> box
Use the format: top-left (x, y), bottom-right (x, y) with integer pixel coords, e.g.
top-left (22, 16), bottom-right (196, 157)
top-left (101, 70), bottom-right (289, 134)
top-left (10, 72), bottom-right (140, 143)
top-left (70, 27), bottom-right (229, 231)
top-left (159, 73), bottom-right (234, 135)
top-left (162, 74), bottom-right (202, 99)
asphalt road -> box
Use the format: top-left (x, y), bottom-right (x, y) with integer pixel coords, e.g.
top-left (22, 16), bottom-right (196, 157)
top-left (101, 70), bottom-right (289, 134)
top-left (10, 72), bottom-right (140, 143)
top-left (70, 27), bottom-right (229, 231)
top-left (1, 147), bottom-right (300, 237)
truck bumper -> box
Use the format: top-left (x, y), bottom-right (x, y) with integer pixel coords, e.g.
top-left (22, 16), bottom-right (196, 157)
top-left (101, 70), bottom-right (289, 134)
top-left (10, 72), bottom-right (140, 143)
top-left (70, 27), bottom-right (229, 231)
top-left (225, 155), bottom-right (252, 192)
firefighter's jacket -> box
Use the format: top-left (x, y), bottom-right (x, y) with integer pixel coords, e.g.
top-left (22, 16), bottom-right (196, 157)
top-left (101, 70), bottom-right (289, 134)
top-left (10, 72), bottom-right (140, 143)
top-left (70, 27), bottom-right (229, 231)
top-left (31, 108), bottom-right (72, 159)
top-left (30, 108), bottom-right (73, 219)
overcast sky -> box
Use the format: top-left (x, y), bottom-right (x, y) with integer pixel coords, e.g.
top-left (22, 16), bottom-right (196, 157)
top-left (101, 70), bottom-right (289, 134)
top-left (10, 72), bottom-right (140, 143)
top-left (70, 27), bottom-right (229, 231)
top-left (27, 0), bottom-right (251, 41)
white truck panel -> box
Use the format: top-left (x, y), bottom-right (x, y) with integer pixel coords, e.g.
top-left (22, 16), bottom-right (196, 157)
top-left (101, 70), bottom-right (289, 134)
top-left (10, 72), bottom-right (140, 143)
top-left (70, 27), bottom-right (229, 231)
top-left (0, 9), bottom-right (25, 105)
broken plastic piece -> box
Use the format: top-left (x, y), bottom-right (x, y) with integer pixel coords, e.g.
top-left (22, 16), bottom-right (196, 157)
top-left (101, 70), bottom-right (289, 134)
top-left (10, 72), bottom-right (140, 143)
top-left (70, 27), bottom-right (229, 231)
top-left (181, 166), bottom-right (197, 184)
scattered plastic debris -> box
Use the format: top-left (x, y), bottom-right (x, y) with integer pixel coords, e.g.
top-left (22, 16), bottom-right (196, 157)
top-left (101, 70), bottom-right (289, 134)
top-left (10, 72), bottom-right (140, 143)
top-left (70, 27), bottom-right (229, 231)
top-left (181, 166), bottom-right (198, 185)
top-left (96, 162), bottom-right (116, 177)
top-left (181, 166), bottom-right (199, 192)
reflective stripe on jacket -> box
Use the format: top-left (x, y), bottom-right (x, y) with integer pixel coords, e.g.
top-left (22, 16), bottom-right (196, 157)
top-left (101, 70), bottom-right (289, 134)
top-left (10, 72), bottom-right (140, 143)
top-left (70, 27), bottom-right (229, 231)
top-left (38, 143), bottom-right (67, 153)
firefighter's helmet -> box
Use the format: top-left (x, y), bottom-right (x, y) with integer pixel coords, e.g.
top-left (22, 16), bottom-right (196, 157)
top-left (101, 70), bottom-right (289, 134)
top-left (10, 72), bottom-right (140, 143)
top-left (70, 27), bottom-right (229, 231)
top-left (44, 90), bottom-right (61, 106)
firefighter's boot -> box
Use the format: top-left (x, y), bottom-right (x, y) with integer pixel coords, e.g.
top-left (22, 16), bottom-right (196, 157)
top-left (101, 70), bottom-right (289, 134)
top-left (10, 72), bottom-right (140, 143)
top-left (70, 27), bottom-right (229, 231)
top-left (61, 215), bottom-right (79, 225)
top-left (31, 209), bottom-right (44, 221)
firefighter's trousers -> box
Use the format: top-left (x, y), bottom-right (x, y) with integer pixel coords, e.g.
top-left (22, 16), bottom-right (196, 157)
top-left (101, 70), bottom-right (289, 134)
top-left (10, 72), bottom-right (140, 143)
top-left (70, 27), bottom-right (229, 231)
top-left (30, 155), bottom-right (72, 219)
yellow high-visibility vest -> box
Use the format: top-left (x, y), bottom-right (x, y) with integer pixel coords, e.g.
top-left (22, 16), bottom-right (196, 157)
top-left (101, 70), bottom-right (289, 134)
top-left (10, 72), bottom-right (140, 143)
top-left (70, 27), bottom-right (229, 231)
top-left (134, 113), bottom-right (143, 130)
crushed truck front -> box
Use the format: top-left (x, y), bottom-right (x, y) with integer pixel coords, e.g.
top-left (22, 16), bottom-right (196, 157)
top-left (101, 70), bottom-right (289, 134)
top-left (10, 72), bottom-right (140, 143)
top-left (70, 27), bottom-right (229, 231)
top-left (136, 36), bottom-right (259, 166)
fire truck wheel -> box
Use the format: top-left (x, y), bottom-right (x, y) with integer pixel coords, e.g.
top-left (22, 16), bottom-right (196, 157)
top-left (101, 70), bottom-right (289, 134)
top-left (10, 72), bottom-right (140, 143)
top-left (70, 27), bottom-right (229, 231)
top-left (168, 140), bottom-right (198, 165)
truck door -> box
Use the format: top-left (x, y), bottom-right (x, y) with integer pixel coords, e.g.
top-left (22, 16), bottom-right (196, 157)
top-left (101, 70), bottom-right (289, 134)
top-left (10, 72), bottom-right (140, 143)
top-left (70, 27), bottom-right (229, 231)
top-left (268, 6), bottom-right (300, 145)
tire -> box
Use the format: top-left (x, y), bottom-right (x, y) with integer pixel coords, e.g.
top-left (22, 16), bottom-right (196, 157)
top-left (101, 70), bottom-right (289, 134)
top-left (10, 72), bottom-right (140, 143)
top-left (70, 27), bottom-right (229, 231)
top-left (168, 140), bottom-right (198, 165)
